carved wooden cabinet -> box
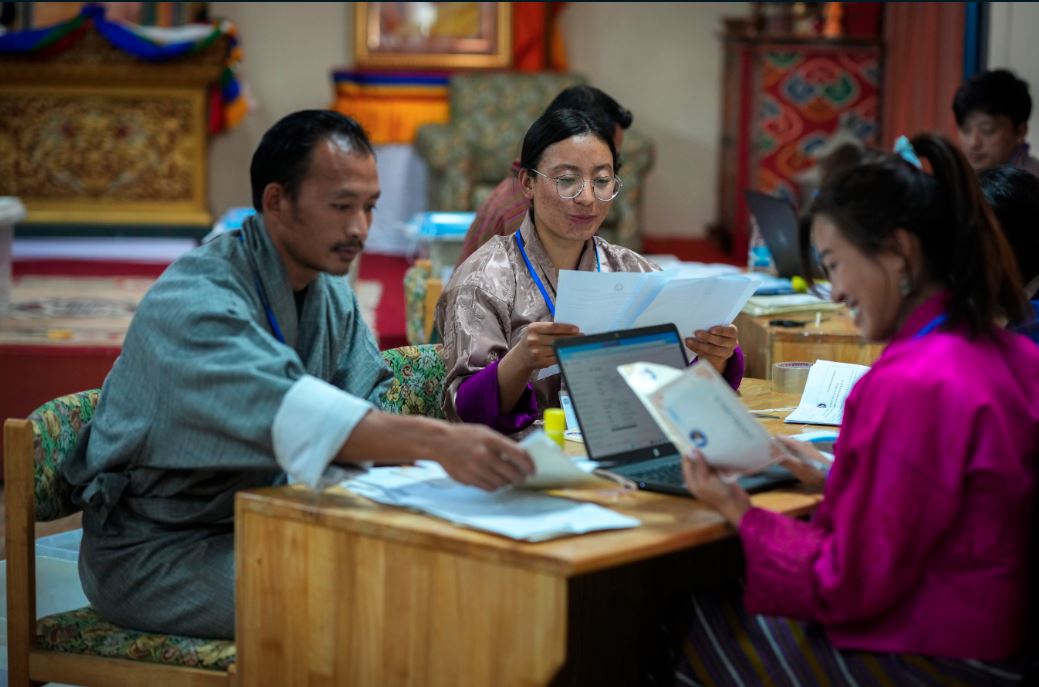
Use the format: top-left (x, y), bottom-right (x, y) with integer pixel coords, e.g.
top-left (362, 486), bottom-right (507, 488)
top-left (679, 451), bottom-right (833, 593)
top-left (0, 29), bottom-right (228, 226)
top-left (715, 31), bottom-right (881, 259)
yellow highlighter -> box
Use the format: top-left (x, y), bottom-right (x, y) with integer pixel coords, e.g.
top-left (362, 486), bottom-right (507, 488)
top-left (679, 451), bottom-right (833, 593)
top-left (543, 408), bottom-right (566, 448)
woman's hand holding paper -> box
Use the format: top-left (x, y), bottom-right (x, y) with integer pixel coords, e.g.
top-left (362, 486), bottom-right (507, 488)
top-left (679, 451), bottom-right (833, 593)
top-left (681, 450), bottom-right (752, 527)
top-left (684, 324), bottom-right (739, 373)
top-left (772, 436), bottom-right (832, 488)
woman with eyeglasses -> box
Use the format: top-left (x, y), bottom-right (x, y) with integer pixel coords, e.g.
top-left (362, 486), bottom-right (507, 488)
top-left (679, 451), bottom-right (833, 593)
top-left (676, 134), bottom-right (1039, 685)
top-left (434, 108), bottom-right (742, 432)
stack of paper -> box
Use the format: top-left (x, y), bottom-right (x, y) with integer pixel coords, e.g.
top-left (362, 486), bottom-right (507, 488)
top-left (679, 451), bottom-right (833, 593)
top-left (741, 294), bottom-right (843, 317)
top-left (342, 461), bottom-right (638, 542)
top-left (554, 270), bottom-right (758, 356)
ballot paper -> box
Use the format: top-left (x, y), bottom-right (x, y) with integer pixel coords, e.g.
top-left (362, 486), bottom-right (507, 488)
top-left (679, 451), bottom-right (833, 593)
top-left (342, 462), bottom-right (638, 542)
top-left (616, 361), bottom-right (775, 474)
top-left (554, 270), bottom-right (757, 356)
top-left (784, 360), bottom-right (870, 426)
top-left (519, 431), bottom-right (612, 489)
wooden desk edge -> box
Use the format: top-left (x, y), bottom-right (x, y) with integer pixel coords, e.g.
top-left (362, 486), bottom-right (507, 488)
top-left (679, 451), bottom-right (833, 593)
top-left (235, 486), bottom-right (821, 578)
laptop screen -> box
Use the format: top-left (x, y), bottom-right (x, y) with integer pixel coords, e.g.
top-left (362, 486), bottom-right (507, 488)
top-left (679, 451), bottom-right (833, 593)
top-left (744, 190), bottom-right (802, 279)
top-left (555, 325), bottom-right (688, 463)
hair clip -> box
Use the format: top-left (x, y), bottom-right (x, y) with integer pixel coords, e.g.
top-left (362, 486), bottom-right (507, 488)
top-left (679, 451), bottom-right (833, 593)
top-left (894, 135), bottom-right (923, 170)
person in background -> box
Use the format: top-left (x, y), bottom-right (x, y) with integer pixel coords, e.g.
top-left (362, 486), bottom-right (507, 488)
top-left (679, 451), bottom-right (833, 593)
top-left (455, 85), bottom-right (634, 266)
top-left (677, 134), bottom-right (1038, 684)
top-left (436, 109), bottom-right (742, 433)
top-left (979, 164), bottom-right (1039, 342)
top-left (953, 68), bottom-right (1039, 176)
top-left (63, 110), bottom-right (533, 641)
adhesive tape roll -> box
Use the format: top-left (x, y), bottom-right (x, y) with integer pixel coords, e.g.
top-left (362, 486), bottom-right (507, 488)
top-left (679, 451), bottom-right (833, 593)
top-left (772, 361), bottom-right (813, 394)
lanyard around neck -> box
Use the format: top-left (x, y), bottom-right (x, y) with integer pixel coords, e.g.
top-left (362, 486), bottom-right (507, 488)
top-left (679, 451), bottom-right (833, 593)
top-left (914, 313), bottom-right (946, 339)
top-left (514, 231), bottom-right (599, 316)
top-left (238, 232), bottom-right (286, 344)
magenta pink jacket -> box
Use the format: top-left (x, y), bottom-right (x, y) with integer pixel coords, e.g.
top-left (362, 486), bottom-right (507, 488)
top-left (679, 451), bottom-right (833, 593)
top-left (739, 293), bottom-right (1039, 660)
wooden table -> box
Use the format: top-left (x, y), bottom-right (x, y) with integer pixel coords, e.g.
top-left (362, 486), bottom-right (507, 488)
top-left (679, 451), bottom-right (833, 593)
top-left (735, 308), bottom-right (886, 379)
top-left (235, 380), bottom-right (825, 687)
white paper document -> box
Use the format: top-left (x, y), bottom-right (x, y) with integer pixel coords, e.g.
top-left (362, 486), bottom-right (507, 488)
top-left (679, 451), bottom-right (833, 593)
top-left (342, 462), bottom-right (638, 542)
top-left (554, 270), bottom-right (757, 354)
top-left (616, 361), bottom-right (775, 474)
top-left (784, 360), bottom-right (870, 426)
top-left (519, 431), bottom-right (612, 489)
top-left (741, 294), bottom-right (843, 317)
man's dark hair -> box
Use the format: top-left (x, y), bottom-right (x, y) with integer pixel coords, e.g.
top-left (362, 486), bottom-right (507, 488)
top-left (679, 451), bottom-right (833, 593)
top-left (953, 69), bottom-right (1033, 128)
top-left (978, 165), bottom-right (1039, 287)
top-left (545, 85), bottom-right (633, 131)
top-left (250, 110), bottom-right (375, 211)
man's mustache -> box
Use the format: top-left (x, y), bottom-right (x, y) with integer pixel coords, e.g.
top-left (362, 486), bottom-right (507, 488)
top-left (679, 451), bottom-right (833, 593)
top-left (333, 239), bottom-right (365, 252)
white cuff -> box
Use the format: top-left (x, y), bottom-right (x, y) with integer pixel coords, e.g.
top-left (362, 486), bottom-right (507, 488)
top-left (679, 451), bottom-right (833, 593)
top-left (272, 375), bottom-right (373, 489)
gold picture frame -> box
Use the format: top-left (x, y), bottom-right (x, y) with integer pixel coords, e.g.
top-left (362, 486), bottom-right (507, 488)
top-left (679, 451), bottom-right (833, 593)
top-left (354, 2), bottom-right (511, 70)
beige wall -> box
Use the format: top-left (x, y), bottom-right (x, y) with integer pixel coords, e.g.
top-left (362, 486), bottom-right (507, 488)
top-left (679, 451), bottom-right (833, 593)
top-left (207, 2), bottom-right (742, 239)
top-left (208, 2), bottom-right (352, 216)
top-left (987, 2), bottom-right (1039, 150)
top-left (562, 3), bottom-right (745, 239)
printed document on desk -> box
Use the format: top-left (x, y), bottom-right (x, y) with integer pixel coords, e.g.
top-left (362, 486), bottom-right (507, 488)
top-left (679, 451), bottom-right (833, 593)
top-left (555, 270), bottom-right (757, 354)
top-left (342, 462), bottom-right (638, 542)
top-left (617, 361), bottom-right (774, 474)
top-left (784, 360), bottom-right (870, 426)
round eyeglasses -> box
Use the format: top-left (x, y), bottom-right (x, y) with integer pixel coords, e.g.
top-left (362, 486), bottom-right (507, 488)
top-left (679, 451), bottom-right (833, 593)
top-left (528, 169), bottom-right (623, 202)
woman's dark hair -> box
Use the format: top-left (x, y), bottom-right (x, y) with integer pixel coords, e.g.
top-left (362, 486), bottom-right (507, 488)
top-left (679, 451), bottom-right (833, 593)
top-left (545, 85), bottom-right (634, 131)
top-left (519, 108), bottom-right (618, 222)
top-left (250, 110), bottom-right (374, 211)
top-left (953, 69), bottom-right (1032, 128)
top-left (978, 165), bottom-right (1039, 288)
top-left (802, 133), bottom-right (1029, 336)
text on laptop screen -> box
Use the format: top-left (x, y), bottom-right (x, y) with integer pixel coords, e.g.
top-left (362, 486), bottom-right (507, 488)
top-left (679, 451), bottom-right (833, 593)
top-left (556, 330), bottom-right (687, 462)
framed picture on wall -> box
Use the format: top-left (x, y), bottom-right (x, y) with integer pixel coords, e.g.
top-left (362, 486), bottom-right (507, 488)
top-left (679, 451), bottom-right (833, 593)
top-left (3, 2), bottom-right (209, 30)
top-left (354, 2), bottom-right (511, 69)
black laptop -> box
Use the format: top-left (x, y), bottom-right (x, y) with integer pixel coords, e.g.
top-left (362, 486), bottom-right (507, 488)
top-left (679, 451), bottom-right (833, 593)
top-left (745, 189), bottom-right (804, 279)
top-left (554, 324), bottom-right (795, 497)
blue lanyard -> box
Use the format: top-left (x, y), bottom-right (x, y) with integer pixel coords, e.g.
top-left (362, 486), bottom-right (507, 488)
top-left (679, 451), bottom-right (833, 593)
top-left (238, 232), bottom-right (287, 344)
top-left (514, 231), bottom-right (600, 316)
top-left (914, 314), bottom-right (946, 339)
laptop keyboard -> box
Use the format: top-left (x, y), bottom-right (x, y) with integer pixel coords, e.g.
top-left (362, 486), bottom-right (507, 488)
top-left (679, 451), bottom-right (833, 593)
top-left (612, 456), bottom-right (797, 494)
top-left (625, 461), bottom-right (684, 486)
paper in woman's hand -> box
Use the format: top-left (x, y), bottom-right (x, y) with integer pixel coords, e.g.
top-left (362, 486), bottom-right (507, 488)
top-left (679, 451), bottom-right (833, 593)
top-left (616, 361), bottom-right (775, 474)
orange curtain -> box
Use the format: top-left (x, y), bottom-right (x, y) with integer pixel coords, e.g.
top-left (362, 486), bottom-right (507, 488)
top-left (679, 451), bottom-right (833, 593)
top-left (881, 2), bottom-right (964, 147)
top-left (512, 2), bottom-right (567, 72)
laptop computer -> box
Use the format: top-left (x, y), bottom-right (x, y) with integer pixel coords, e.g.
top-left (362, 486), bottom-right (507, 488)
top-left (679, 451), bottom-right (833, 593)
top-left (554, 324), bottom-right (795, 497)
top-left (744, 190), bottom-right (804, 279)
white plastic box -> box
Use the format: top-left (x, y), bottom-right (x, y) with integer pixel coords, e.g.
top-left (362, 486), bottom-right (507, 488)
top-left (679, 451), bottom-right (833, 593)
top-left (411, 212), bottom-right (476, 281)
top-left (0, 197), bottom-right (26, 316)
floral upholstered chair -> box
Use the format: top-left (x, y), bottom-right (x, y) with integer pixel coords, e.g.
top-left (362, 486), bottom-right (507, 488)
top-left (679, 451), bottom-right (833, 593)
top-left (380, 344), bottom-right (447, 419)
top-left (402, 259), bottom-right (445, 346)
top-left (4, 391), bottom-right (236, 687)
top-left (415, 71), bottom-right (656, 250)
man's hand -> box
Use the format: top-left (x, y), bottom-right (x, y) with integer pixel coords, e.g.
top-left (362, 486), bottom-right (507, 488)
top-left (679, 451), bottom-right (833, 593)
top-left (684, 324), bottom-right (739, 374)
top-left (431, 424), bottom-right (536, 491)
top-left (681, 450), bottom-right (752, 526)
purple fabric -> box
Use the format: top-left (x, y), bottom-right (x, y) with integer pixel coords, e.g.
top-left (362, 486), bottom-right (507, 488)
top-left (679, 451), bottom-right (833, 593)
top-left (454, 359), bottom-right (539, 433)
top-left (723, 345), bottom-right (745, 389)
top-left (740, 292), bottom-right (1039, 660)
top-left (688, 345), bottom-right (744, 390)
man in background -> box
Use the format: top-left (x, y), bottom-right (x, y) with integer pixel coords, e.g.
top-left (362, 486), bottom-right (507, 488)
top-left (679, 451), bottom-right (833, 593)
top-left (953, 68), bottom-right (1039, 176)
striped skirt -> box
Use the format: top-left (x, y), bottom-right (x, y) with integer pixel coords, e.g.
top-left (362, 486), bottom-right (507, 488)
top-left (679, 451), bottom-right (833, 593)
top-left (674, 593), bottom-right (1033, 687)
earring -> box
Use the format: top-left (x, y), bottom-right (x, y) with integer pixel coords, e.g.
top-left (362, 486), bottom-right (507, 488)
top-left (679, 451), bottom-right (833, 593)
top-left (899, 273), bottom-right (913, 297)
